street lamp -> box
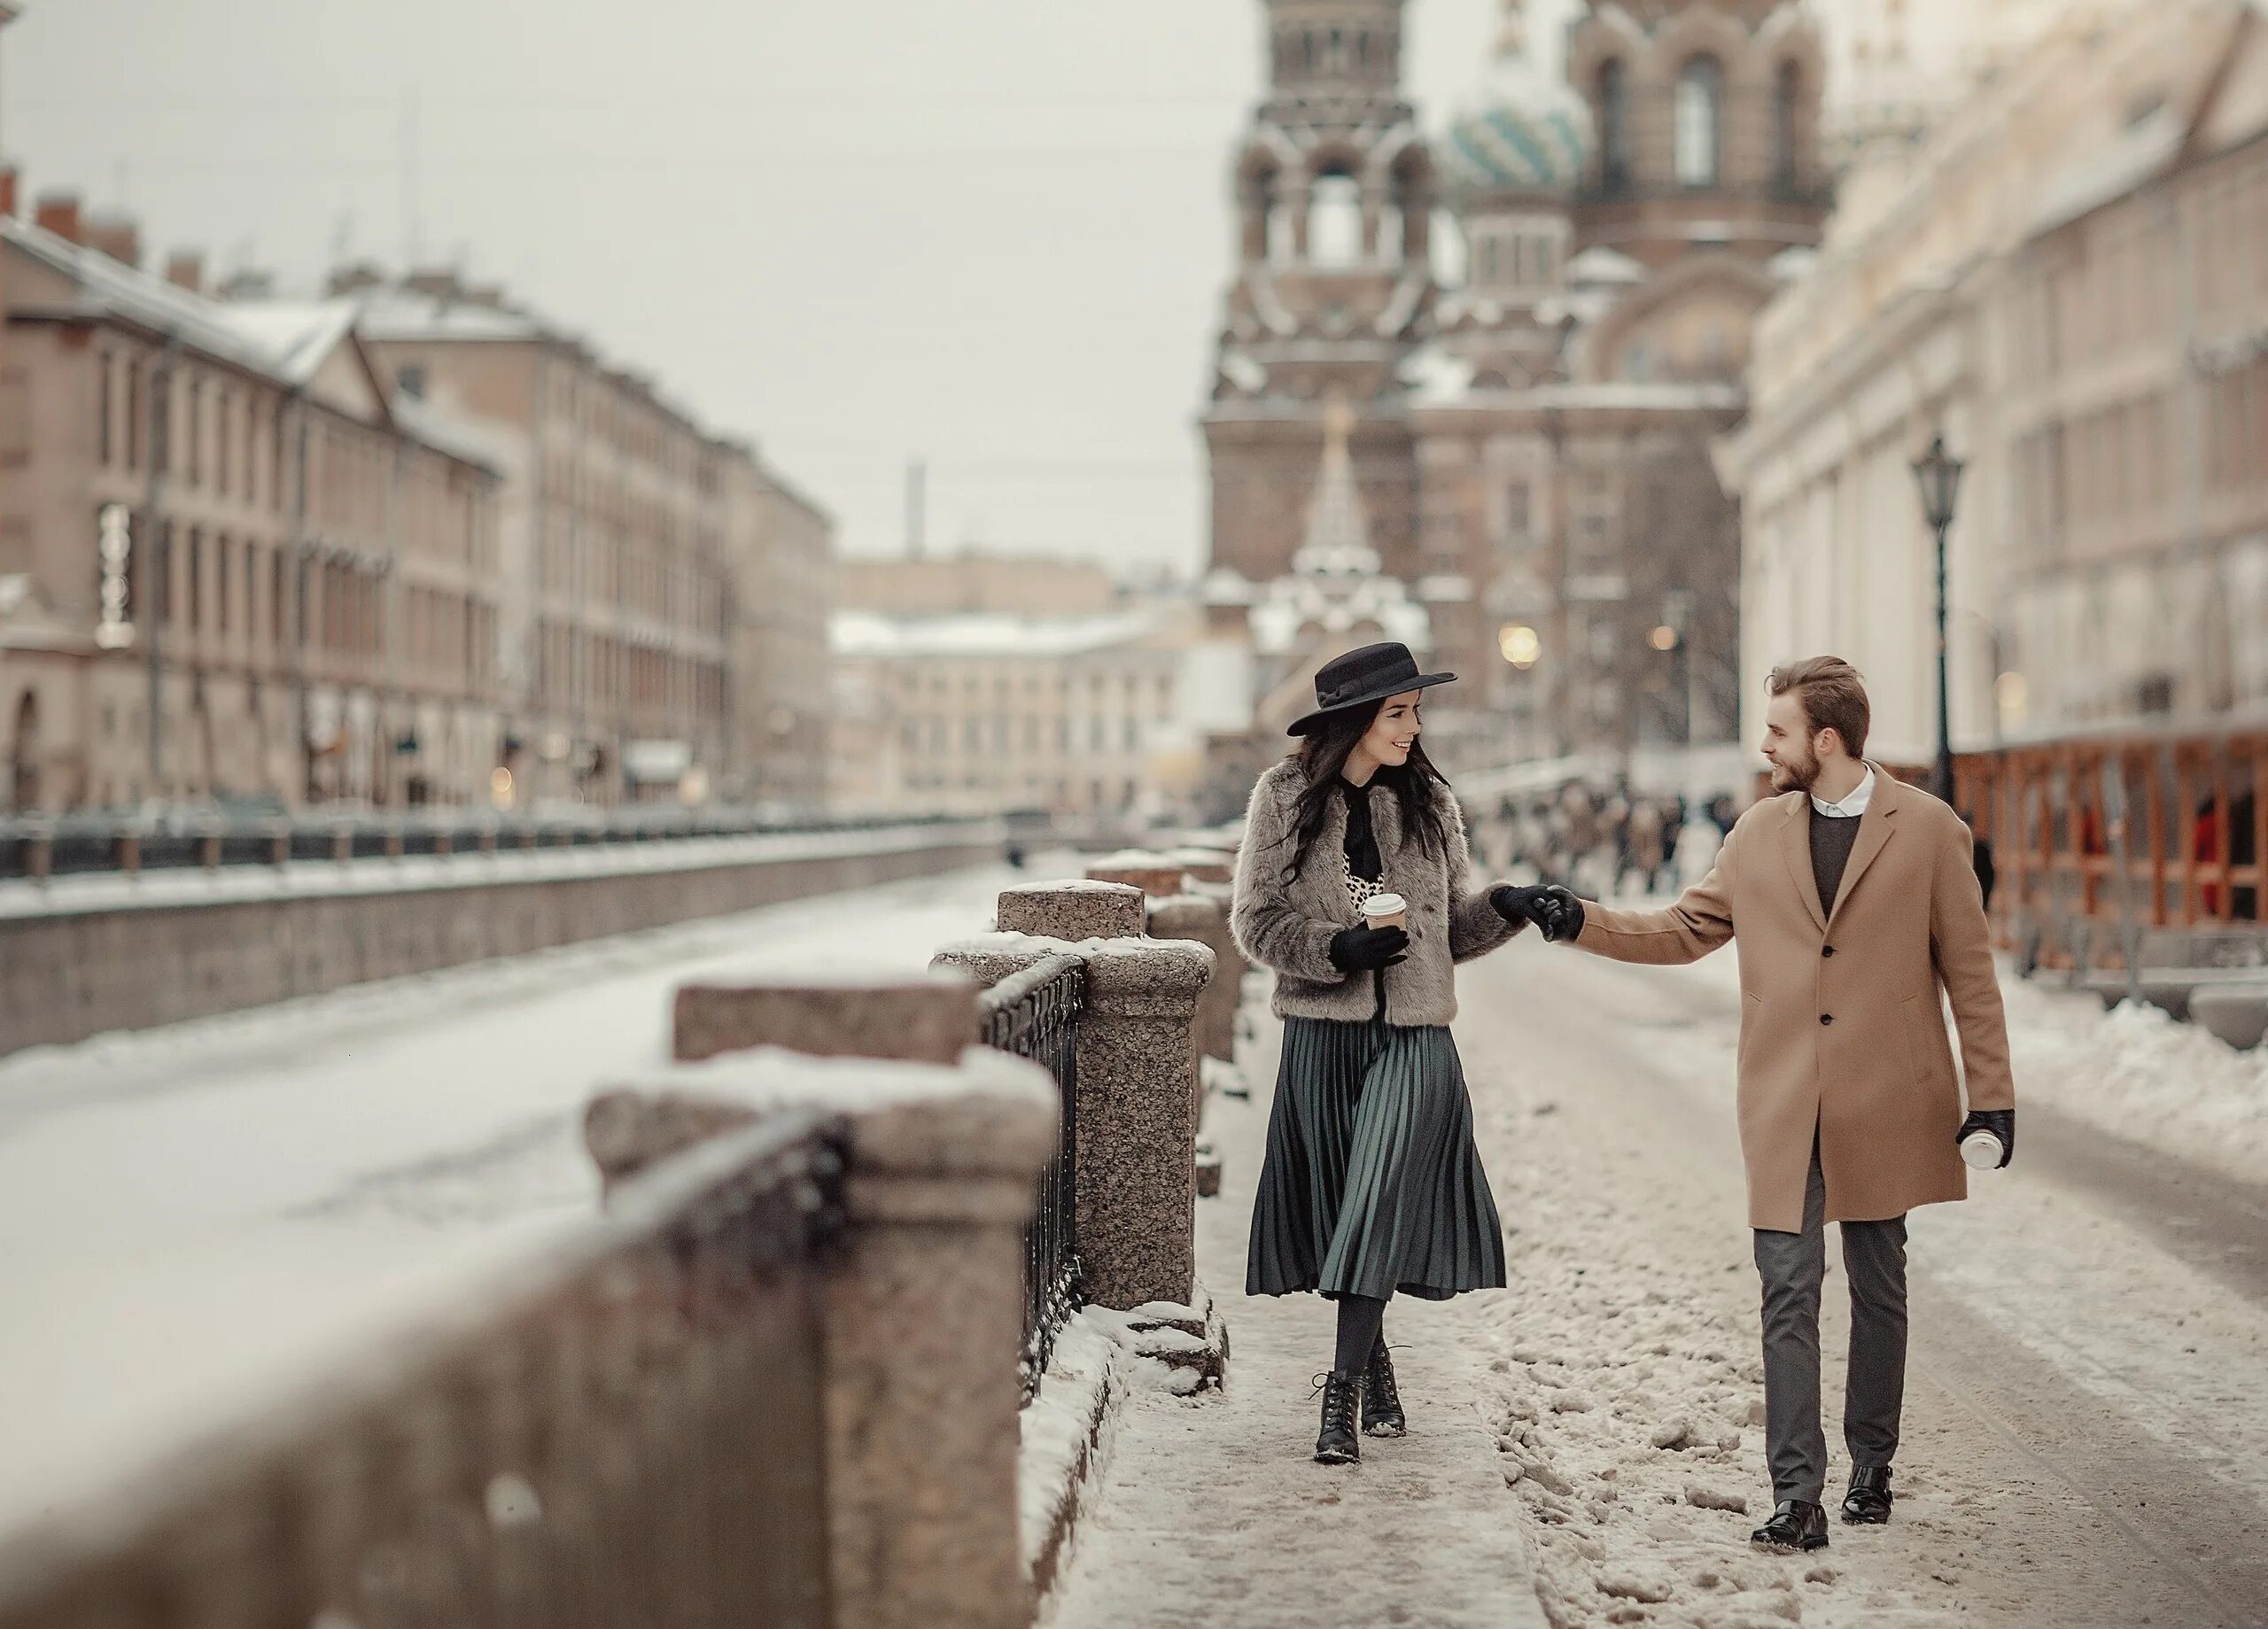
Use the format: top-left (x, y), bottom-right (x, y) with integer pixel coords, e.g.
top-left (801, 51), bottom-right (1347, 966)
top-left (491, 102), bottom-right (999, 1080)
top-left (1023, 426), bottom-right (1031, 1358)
top-left (1910, 433), bottom-right (1965, 803)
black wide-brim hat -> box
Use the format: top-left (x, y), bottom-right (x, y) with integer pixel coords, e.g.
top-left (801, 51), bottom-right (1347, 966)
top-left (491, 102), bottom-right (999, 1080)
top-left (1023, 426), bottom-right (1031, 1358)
top-left (1287, 641), bottom-right (1456, 736)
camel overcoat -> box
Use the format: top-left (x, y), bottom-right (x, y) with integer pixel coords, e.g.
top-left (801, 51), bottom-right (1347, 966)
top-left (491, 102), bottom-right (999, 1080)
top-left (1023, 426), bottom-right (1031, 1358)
top-left (1571, 771), bottom-right (2015, 1232)
top-left (1231, 758), bottom-right (1522, 1026)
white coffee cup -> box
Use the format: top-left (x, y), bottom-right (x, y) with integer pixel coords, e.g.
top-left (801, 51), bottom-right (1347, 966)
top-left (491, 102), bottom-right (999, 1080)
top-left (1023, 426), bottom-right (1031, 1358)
top-left (1361, 892), bottom-right (1408, 932)
top-left (1960, 1129), bottom-right (2005, 1169)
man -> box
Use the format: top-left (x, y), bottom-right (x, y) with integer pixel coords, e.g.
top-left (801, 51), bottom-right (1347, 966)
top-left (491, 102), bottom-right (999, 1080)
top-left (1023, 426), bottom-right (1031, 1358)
top-left (1503, 657), bottom-right (2016, 1555)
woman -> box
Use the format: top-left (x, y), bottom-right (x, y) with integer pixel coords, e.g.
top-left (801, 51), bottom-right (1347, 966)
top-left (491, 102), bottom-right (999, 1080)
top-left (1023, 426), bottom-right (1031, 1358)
top-left (1230, 641), bottom-right (1536, 1464)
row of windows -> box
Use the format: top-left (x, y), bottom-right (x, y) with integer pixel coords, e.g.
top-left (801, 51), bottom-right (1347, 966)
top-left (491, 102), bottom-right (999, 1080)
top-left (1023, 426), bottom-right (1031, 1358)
top-left (1594, 56), bottom-right (1806, 191)
top-left (897, 668), bottom-right (1172, 707)
top-left (534, 624), bottom-right (727, 721)
top-left (903, 773), bottom-right (1141, 809)
top-left (97, 353), bottom-right (284, 507)
top-left (1270, 23), bottom-right (1394, 84)
top-left (93, 514), bottom-right (490, 682)
top-left (900, 715), bottom-right (1147, 756)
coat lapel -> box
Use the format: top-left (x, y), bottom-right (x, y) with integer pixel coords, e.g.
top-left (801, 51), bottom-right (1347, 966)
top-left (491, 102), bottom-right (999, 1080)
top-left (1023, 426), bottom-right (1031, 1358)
top-left (1779, 795), bottom-right (1829, 934)
top-left (1824, 768), bottom-right (1899, 930)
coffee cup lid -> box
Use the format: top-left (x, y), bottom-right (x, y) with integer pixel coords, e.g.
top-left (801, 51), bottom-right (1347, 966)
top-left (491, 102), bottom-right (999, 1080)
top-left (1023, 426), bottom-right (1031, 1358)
top-left (1362, 892), bottom-right (1407, 916)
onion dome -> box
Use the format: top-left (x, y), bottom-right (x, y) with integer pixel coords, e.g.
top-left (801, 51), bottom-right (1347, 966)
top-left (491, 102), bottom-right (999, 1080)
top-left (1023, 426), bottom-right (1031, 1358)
top-left (1440, 3), bottom-right (1593, 200)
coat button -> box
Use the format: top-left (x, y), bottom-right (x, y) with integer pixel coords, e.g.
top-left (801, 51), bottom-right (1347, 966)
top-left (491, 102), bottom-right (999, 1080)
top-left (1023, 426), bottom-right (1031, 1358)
top-left (1820, 1013), bottom-right (1835, 1026)
top-left (1821, 945), bottom-right (1837, 958)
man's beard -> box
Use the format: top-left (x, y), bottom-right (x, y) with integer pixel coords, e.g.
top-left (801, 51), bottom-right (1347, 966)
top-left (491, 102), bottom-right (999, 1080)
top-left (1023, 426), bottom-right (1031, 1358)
top-left (1770, 745), bottom-right (1821, 794)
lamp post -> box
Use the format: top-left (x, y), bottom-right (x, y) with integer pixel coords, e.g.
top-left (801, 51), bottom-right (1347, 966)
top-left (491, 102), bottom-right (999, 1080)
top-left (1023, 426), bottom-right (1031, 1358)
top-left (1910, 434), bottom-right (1965, 804)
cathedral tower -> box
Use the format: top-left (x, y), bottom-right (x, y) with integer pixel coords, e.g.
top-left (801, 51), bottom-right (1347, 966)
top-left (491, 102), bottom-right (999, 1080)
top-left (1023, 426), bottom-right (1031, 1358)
top-left (1204, 0), bottom-right (1433, 587)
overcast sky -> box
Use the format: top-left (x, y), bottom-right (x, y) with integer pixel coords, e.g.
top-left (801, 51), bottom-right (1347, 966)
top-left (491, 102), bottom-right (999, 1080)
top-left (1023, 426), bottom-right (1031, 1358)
top-left (4, 0), bottom-right (1578, 577)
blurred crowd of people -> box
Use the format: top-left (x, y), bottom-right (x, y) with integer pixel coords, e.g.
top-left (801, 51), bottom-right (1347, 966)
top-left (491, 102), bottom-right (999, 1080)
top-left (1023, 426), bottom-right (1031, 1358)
top-left (1479, 781), bottom-right (1744, 903)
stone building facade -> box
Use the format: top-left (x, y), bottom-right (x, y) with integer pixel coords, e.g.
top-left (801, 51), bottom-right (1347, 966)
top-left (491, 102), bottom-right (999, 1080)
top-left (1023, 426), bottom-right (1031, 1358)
top-left (827, 602), bottom-right (1249, 822)
top-left (353, 270), bottom-right (834, 810)
top-left (1719, 0), bottom-right (2268, 762)
top-left (1202, 0), bottom-right (1828, 769)
top-left (0, 202), bottom-right (503, 811)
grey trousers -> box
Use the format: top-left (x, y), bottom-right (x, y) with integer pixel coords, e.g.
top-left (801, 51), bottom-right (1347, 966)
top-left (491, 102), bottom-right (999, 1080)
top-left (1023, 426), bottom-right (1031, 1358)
top-left (1751, 1138), bottom-right (1909, 1506)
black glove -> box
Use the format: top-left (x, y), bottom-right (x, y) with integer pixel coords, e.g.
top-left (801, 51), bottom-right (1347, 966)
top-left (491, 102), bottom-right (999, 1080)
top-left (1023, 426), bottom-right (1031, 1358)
top-left (1956, 1108), bottom-right (2016, 1168)
top-left (1328, 923), bottom-right (1409, 974)
top-left (1493, 884), bottom-right (1585, 943)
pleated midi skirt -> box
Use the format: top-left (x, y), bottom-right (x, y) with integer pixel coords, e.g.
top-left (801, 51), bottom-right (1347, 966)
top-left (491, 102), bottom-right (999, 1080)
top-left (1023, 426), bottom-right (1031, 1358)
top-left (1247, 1017), bottom-right (1506, 1303)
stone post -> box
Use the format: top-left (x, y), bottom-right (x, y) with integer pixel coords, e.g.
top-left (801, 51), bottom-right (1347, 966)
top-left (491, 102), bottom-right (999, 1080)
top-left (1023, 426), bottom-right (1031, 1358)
top-left (583, 982), bottom-right (1053, 1629)
top-left (1146, 892), bottom-right (1239, 1067)
top-left (935, 880), bottom-right (1212, 1311)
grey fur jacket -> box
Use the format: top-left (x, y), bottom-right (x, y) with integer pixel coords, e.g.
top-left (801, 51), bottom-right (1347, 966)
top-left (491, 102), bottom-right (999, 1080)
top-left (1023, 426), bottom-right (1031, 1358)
top-left (1230, 757), bottom-right (1522, 1026)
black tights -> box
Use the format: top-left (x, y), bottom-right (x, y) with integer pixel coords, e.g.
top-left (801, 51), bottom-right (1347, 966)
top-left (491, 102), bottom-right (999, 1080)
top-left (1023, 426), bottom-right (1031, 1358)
top-left (1332, 1292), bottom-right (1389, 1376)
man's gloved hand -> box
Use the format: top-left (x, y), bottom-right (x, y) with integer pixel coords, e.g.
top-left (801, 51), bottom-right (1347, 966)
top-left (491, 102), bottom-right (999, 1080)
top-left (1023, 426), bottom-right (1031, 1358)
top-left (1956, 1108), bottom-right (2016, 1168)
top-left (1328, 923), bottom-right (1409, 974)
top-left (1492, 884), bottom-right (1585, 943)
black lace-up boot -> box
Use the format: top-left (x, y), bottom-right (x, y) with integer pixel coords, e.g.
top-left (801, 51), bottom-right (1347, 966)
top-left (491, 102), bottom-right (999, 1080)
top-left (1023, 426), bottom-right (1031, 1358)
top-left (1313, 1370), bottom-right (1361, 1464)
top-left (1361, 1343), bottom-right (1406, 1438)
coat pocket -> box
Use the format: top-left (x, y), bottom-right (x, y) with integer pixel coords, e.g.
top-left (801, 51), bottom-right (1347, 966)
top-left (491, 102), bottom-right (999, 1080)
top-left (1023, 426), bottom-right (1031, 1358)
top-left (1898, 994), bottom-right (1946, 1086)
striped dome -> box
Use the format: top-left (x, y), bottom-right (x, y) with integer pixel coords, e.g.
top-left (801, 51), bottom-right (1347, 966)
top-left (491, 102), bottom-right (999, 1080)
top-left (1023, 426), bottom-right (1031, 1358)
top-left (1441, 66), bottom-right (1592, 199)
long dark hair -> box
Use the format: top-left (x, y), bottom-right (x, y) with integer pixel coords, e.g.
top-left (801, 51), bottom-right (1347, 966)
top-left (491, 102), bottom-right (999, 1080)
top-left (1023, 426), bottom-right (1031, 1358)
top-left (1276, 699), bottom-right (1451, 881)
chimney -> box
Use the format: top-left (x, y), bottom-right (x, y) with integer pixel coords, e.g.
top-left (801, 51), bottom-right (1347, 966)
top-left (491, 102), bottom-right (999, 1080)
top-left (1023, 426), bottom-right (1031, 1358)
top-left (325, 260), bottom-right (386, 297)
top-left (0, 167), bottom-right (18, 220)
top-left (165, 250), bottom-right (206, 294)
top-left (214, 268), bottom-right (276, 302)
top-left (84, 212), bottom-right (141, 268)
top-left (34, 191), bottom-right (83, 244)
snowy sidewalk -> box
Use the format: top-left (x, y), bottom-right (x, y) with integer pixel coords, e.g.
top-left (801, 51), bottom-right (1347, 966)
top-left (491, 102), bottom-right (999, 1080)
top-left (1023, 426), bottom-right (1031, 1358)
top-left (1045, 1009), bottom-right (1550, 1629)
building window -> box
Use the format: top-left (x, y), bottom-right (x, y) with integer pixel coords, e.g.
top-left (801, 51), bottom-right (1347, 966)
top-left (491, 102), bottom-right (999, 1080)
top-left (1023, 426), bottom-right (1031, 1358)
top-left (1309, 170), bottom-right (1363, 268)
top-left (1674, 57), bottom-right (1723, 189)
top-left (187, 379), bottom-right (204, 487)
top-left (216, 535), bottom-right (230, 635)
top-left (97, 353), bottom-right (113, 466)
top-left (1774, 61), bottom-right (1802, 189)
top-left (186, 529), bottom-right (203, 631)
top-left (1597, 61), bottom-right (1629, 190)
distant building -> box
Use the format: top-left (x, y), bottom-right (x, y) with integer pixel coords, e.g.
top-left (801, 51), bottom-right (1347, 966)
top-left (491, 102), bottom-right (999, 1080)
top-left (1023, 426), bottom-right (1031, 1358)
top-left (351, 268), bottom-right (836, 810)
top-left (721, 448), bottom-right (833, 811)
top-left (1202, 0), bottom-right (1828, 768)
top-left (827, 601), bottom-right (1249, 821)
top-left (0, 201), bottom-right (504, 811)
top-left (835, 553), bottom-right (1122, 620)
top-left (1720, 0), bottom-right (2268, 759)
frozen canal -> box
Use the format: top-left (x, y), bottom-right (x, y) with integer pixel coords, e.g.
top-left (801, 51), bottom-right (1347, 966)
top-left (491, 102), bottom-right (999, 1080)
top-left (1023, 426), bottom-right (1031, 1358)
top-left (0, 859), bottom-right (1022, 1534)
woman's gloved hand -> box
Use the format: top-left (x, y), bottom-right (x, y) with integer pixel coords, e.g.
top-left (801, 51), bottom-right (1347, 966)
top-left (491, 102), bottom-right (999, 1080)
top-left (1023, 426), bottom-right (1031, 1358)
top-left (1491, 884), bottom-right (1586, 942)
top-left (1328, 923), bottom-right (1409, 973)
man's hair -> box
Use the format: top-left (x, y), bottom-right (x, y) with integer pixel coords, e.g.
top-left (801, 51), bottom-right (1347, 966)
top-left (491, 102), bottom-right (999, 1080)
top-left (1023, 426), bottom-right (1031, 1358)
top-left (1767, 656), bottom-right (1871, 759)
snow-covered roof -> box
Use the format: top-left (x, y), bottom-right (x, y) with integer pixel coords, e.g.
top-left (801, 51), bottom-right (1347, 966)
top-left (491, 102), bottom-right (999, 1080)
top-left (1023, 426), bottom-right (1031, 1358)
top-left (352, 287), bottom-right (552, 345)
top-left (1565, 245), bottom-right (1647, 287)
top-left (828, 609), bottom-right (1159, 660)
top-left (3, 215), bottom-right (296, 381)
top-left (211, 301), bottom-right (361, 386)
top-left (2027, 103), bottom-right (2184, 237)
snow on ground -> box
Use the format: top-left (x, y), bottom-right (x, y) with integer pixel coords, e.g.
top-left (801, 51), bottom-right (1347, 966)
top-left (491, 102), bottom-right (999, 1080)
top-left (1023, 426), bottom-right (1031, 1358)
top-left (0, 857), bottom-right (1034, 1535)
top-left (1467, 937), bottom-right (2268, 1628)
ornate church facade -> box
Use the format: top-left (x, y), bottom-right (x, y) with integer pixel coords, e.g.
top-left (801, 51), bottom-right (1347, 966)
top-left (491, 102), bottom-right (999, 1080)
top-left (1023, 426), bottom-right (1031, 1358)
top-left (1201, 0), bottom-right (1829, 768)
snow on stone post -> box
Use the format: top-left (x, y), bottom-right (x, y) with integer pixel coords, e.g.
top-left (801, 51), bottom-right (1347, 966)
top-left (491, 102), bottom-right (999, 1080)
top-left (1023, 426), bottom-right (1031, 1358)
top-left (582, 989), bottom-right (1056, 1629)
top-left (1089, 852), bottom-right (1241, 1065)
top-left (935, 879), bottom-right (1214, 1311)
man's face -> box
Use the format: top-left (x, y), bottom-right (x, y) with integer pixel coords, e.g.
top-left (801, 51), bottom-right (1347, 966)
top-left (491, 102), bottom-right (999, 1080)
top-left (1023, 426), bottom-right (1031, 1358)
top-left (1761, 691), bottom-right (1823, 794)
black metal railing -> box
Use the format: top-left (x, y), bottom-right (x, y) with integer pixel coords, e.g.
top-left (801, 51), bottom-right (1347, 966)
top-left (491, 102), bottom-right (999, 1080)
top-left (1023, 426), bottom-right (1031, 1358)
top-left (0, 806), bottom-right (982, 883)
top-left (979, 952), bottom-right (1086, 1402)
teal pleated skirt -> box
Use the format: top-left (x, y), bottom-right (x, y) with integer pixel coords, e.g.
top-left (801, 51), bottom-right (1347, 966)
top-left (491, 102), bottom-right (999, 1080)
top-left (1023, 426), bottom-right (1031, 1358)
top-left (1247, 1017), bottom-right (1506, 1302)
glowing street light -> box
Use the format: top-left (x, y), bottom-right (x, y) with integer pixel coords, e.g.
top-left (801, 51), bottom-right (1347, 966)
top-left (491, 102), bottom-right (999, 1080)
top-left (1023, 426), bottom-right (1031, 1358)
top-left (1499, 624), bottom-right (1542, 669)
top-left (1648, 624), bottom-right (1679, 652)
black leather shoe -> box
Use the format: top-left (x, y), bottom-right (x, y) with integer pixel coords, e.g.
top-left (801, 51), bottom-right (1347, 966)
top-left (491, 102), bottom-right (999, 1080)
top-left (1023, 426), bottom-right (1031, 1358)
top-left (1313, 1370), bottom-right (1361, 1464)
top-left (1750, 1500), bottom-right (1829, 1553)
top-left (1841, 1465), bottom-right (1893, 1524)
top-left (1361, 1344), bottom-right (1406, 1438)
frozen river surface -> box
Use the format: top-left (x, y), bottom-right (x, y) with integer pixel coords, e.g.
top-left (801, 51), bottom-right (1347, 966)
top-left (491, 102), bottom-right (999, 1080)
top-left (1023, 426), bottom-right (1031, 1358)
top-left (0, 861), bottom-right (1018, 1533)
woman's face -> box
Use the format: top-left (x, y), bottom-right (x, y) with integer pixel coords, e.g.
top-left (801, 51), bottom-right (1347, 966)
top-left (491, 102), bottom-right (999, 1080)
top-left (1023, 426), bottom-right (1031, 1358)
top-left (1360, 691), bottom-right (1424, 768)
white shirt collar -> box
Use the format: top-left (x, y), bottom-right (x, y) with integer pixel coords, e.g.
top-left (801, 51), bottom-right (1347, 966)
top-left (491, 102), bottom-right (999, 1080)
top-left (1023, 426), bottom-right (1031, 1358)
top-left (1812, 765), bottom-right (1876, 820)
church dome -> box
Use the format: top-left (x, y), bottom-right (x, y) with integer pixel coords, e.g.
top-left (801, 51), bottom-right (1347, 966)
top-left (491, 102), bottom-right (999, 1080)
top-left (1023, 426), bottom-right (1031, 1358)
top-left (1440, 6), bottom-right (1593, 201)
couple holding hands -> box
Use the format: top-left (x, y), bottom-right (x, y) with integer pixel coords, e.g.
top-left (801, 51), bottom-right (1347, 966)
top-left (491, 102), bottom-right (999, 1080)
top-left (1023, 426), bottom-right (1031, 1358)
top-left (1229, 643), bottom-right (2015, 1554)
